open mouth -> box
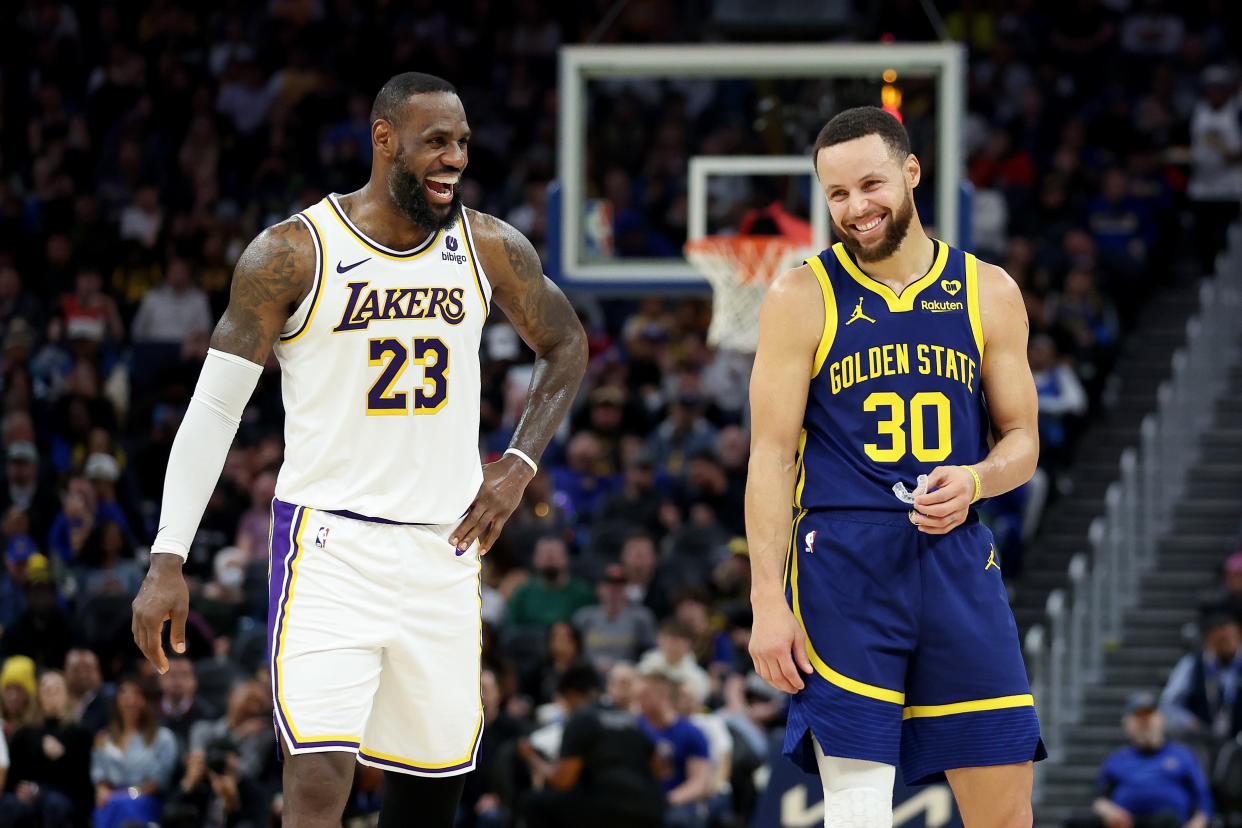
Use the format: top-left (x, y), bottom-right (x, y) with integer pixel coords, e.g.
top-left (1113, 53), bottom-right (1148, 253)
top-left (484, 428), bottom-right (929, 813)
top-left (850, 214), bottom-right (886, 238)
top-left (425, 175), bottom-right (458, 205)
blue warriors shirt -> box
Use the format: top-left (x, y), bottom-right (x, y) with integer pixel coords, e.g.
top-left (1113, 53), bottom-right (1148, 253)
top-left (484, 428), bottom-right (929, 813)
top-left (795, 240), bottom-right (989, 512)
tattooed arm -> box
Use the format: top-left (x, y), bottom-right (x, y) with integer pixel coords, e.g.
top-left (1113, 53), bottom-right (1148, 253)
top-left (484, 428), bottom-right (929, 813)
top-left (133, 219), bottom-right (314, 673)
top-left (449, 210), bottom-right (587, 553)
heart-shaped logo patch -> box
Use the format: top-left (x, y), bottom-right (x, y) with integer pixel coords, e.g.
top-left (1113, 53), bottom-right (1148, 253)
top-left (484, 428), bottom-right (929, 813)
top-left (941, 279), bottom-right (961, 296)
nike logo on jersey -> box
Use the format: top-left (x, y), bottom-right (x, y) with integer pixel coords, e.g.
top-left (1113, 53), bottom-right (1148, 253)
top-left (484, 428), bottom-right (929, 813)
top-left (336, 257), bottom-right (371, 274)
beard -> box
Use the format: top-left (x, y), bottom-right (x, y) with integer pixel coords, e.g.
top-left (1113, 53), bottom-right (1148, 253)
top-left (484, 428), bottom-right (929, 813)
top-left (832, 187), bottom-right (915, 263)
top-left (387, 146), bottom-right (462, 233)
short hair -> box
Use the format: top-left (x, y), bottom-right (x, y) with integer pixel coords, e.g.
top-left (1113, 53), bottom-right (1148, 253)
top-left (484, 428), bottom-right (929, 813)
top-left (813, 106), bottom-right (911, 165)
top-left (371, 72), bottom-right (458, 128)
top-left (557, 661), bottom-right (601, 697)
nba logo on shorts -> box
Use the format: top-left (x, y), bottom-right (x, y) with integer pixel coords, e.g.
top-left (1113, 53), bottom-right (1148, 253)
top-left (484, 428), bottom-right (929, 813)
top-left (445, 235), bottom-right (458, 251)
top-left (804, 530), bottom-right (817, 555)
top-left (315, 526), bottom-right (329, 549)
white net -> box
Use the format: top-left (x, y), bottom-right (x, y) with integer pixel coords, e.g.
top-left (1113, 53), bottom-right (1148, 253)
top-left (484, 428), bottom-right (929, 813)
top-left (686, 235), bottom-right (815, 352)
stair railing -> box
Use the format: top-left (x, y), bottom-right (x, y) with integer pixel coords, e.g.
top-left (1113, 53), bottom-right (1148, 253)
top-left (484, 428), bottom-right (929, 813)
top-left (1026, 217), bottom-right (1242, 807)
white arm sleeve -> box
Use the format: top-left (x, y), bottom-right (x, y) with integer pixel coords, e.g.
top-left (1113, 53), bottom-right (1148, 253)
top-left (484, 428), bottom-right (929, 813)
top-left (149, 348), bottom-right (264, 561)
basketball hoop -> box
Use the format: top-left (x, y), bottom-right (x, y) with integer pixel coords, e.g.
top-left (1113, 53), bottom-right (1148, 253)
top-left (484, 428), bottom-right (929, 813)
top-left (685, 233), bottom-right (815, 353)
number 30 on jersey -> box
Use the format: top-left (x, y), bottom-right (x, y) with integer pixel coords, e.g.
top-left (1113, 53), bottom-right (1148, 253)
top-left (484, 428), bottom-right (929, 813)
top-left (366, 337), bottom-right (449, 415)
top-left (863, 391), bottom-right (952, 462)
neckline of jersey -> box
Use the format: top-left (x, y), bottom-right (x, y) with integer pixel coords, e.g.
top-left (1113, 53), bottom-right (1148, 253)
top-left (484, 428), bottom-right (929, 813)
top-left (831, 238), bottom-right (949, 313)
top-left (326, 193), bottom-right (444, 259)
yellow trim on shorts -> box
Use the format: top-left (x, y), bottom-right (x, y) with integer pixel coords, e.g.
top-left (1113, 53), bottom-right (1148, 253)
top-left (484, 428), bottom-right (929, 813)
top-left (789, 513), bottom-right (906, 706)
top-left (902, 693), bottom-right (1034, 720)
top-left (274, 507), bottom-right (361, 746)
top-left (805, 256), bottom-right (838, 378)
top-left (965, 252), bottom-right (985, 359)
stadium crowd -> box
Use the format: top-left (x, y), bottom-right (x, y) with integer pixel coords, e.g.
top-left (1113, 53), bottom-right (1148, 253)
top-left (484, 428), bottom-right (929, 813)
top-left (0, 1), bottom-right (1238, 826)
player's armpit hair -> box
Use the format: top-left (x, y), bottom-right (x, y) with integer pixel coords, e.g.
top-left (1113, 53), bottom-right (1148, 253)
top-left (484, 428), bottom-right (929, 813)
top-left (212, 218), bottom-right (315, 364)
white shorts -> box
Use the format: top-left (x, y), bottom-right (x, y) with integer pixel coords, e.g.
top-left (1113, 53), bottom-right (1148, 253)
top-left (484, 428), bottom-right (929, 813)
top-left (266, 498), bottom-right (482, 776)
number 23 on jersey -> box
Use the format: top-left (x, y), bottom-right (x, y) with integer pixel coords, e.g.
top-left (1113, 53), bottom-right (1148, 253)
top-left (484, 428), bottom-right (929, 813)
top-left (366, 337), bottom-right (449, 415)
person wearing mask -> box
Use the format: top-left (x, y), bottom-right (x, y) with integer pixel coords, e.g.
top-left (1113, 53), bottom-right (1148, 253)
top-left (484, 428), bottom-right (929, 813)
top-left (574, 563), bottom-right (658, 673)
top-left (517, 662), bottom-right (665, 828)
top-left (505, 536), bottom-right (595, 629)
top-left (1160, 613), bottom-right (1242, 740)
top-left (1066, 691), bottom-right (1211, 828)
top-left (90, 676), bottom-right (178, 828)
top-left (1, 670), bottom-right (93, 825)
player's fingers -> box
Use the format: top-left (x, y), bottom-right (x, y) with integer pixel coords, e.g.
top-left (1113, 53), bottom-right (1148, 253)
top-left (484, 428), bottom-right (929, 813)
top-left (169, 604), bottom-right (188, 655)
top-left (758, 658), bottom-right (792, 694)
top-left (793, 633), bottom-right (814, 675)
top-left (450, 503), bottom-right (485, 550)
top-left (775, 650), bottom-right (805, 692)
top-left (915, 497), bottom-right (962, 518)
top-left (479, 518), bottom-right (503, 554)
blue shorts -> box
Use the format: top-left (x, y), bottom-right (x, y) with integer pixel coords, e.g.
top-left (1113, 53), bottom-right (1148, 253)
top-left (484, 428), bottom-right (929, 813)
top-left (783, 509), bottom-right (1046, 785)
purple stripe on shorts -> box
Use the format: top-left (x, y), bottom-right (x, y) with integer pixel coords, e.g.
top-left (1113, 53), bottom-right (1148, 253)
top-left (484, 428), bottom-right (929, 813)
top-left (268, 499), bottom-right (302, 746)
top-left (357, 749), bottom-right (476, 774)
top-left (320, 507), bottom-right (431, 526)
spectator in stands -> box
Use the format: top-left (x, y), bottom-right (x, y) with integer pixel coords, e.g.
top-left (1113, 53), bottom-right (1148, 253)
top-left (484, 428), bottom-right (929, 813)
top-left (1199, 552), bottom-right (1242, 630)
top-left (606, 662), bottom-right (641, 713)
top-left (621, 532), bottom-right (674, 620)
top-left (647, 385), bottom-right (717, 480)
top-left (1187, 66), bottom-right (1242, 273)
top-left (163, 735), bottom-right (269, 828)
top-left (1066, 691), bottom-right (1211, 828)
top-left (90, 675), bottom-right (178, 828)
top-left (637, 619), bottom-right (711, 711)
top-left (551, 431), bottom-right (618, 519)
top-left (1, 441), bottom-right (59, 545)
top-left (636, 670), bottom-right (713, 828)
top-left (574, 563), bottom-right (659, 672)
top-left (594, 447), bottom-right (671, 541)
top-left (675, 678), bottom-right (733, 825)
top-left (1, 558), bottom-right (72, 670)
top-left (505, 536), bottom-right (595, 630)
top-left (129, 257), bottom-right (213, 346)
top-left (1, 669), bottom-right (93, 825)
top-left (460, 666), bottom-right (528, 828)
top-left (1029, 334), bottom-right (1089, 469)
top-left (234, 469), bottom-right (276, 562)
top-left (1160, 613), bottom-right (1242, 740)
top-left (158, 656), bottom-right (217, 749)
top-left (0, 266), bottom-right (43, 341)
top-left (0, 537), bottom-right (38, 634)
top-left (1, 657), bottom-right (38, 740)
top-left (64, 649), bottom-right (111, 736)
top-left (48, 475), bottom-right (128, 564)
top-left (188, 679), bottom-right (276, 786)
top-left (517, 662), bottom-right (666, 828)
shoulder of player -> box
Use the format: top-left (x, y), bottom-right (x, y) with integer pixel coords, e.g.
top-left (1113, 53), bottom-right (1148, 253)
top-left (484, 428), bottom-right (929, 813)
top-left (463, 208), bottom-right (540, 285)
top-left (233, 216), bottom-right (317, 300)
top-left (974, 259), bottom-right (1025, 320)
top-left (756, 263), bottom-right (823, 352)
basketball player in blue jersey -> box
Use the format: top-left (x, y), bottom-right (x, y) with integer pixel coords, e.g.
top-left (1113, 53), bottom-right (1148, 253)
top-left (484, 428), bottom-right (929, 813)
top-left (747, 107), bottom-right (1044, 827)
top-left (130, 73), bottom-right (587, 826)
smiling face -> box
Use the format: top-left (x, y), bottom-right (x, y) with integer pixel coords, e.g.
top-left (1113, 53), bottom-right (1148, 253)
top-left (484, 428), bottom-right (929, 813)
top-left (379, 91), bottom-right (469, 232)
top-left (816, 133), bottom-right (919, 264)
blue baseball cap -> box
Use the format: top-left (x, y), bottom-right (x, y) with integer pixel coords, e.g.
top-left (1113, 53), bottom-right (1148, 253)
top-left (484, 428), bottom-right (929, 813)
top-left (1125, 691), bottom-right (1158, 716)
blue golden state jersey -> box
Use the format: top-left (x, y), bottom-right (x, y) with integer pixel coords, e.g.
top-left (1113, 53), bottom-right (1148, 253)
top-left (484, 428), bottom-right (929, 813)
top-left (795, 240), bottom-right (989, 512)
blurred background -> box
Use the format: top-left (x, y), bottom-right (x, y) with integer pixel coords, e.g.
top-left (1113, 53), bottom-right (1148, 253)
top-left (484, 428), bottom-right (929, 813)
top-left (0, 1), bottom-right (1240, 826)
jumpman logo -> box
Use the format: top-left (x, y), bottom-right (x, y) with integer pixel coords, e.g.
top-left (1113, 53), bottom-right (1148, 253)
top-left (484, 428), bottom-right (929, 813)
top-left (845, 296), bottom-right (876, 326)
top-left (985, 543), bottom-right (1000, 572)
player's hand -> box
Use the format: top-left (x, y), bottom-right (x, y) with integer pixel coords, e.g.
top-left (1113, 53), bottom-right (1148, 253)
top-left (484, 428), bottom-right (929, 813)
top-left (451, 454), bottom-right (535, 555)
top-left (1102, 805), bottom-right (1133, 828)
top-left (749, 593), bottom-right (813, 693)
top-left (911, 465), bottom-right (975, 535)
top-left (131, 552), bottom-right (190, 674)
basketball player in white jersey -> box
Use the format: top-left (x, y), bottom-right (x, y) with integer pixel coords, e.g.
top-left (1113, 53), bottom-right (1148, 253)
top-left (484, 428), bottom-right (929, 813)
top-left (131, 73), bottom-right (587, 826)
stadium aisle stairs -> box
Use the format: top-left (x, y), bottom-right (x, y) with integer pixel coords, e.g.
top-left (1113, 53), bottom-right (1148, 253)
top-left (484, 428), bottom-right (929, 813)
top-left (1031, 334), bottom-right (1242, 822)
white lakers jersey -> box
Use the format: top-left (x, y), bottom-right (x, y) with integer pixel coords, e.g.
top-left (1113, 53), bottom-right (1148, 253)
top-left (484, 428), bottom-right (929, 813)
top-left (272, 194), bottom-right (490, 522)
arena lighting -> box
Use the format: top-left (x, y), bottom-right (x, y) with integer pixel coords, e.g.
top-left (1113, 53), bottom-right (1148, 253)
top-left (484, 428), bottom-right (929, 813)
top-left (882, 82), bottom-right (904, 122)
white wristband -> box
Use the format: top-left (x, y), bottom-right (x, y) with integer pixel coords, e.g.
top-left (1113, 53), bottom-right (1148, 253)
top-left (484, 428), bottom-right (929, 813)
top-left (503, 447), bottom-right (538, 474)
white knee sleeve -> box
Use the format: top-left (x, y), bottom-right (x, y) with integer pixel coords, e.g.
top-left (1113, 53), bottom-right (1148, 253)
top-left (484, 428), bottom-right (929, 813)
top-left (813, 738), bottom-right (895, 828)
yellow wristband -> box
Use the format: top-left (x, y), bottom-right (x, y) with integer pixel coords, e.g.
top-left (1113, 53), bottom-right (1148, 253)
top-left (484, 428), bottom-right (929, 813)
top-left (961, 465), bottom-right (982, 504)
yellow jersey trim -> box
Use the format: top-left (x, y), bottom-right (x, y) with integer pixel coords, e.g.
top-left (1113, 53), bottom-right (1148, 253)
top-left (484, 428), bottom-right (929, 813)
top-left (902, 693), bottom-right (1034, 720)
top-left (789, 513), bottom-right (906, 706)
top-left (805, 256), bottom-right (838, 377)
top-left (280, 213), bottom-right (326, 344)
top-left (792, 430), bottom-right (808, 510)
top-left (965, 252), bottom-right (985, 359)
top-left (274, 507), bottom-right (362, 746)
top-left (460, 212), bottom-right (490, 316)
top-left (831, 240), bottom-right (948, 313)
top-left (326, 194), bottom-right (441, 261)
